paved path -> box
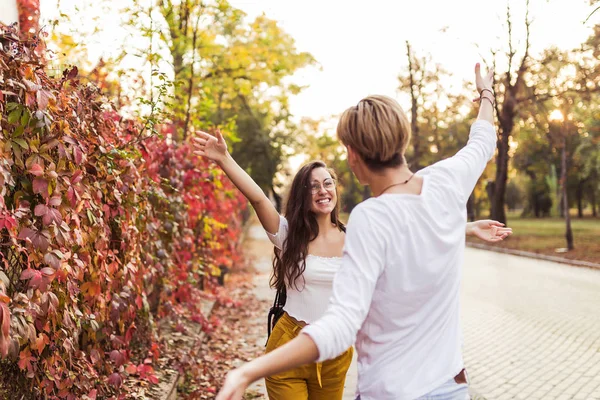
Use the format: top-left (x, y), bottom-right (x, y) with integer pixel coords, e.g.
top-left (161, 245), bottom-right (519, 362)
top-left (244, 220), bottom-right (600, 399)
top-left (462, 248), bottom-right (600, 400)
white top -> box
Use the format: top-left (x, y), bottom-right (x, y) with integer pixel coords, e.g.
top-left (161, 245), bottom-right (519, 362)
top-left (302, 120), bottom-right (496, 400)
top-left (266, 216), bottom-right (342, 324)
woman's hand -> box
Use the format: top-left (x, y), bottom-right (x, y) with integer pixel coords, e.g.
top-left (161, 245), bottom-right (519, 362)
top-left (473, 63), bottom-right (494, 102)
top-left (193, 129), bottom-right (229, 164)
top-left (215, 368), bottom-right (250, 400)
top-left (475, 63), bottom-right (494, 94)
top-left (467, 220), bottom-right (512, 243)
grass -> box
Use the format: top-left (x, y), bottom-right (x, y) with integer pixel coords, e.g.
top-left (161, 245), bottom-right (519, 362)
top-left (469, 211), bottom-right (600, 265)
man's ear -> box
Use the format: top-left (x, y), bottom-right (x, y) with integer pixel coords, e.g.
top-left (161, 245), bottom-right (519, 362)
top-left (346, 145), bottom-right (357, 166)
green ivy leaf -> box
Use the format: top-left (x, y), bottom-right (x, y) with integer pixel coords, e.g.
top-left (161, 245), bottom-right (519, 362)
top-left (20, 110), bottom-right (31, 127)
top-left (12, 138), bottom-right (29, 150)
top-left (8, 109), bottom-right (21, 124)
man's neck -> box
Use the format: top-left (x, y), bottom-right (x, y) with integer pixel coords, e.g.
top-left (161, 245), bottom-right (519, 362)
top-left (367, 165), bottom-right (415, 197)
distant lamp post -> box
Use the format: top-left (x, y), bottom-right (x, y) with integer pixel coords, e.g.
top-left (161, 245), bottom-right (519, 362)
top-left (549, 110), bottom-right (574, 251)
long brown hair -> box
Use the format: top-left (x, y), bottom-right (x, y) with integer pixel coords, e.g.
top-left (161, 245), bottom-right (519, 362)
top-left (270, 161), bottom-right (345, 291)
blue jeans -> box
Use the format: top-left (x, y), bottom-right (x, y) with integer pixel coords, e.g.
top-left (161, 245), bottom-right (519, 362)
top-left (355, 378), bottom-right (469, 400)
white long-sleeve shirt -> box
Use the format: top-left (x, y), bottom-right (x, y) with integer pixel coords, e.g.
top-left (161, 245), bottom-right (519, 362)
top-left (302, 120), bottom-right (496, 400)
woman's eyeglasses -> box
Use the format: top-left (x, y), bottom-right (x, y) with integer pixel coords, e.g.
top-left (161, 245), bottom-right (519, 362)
top-left (308, 178), bottom-right (336, 194)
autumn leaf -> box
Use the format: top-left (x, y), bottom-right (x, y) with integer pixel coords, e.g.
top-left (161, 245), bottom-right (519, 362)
top-left (37, 90), bottom-right (55, 111)
top-left (44, 252), bottom-right (60, 269)
top-left (125, 363), bottom-right (137, 375)
top-left (137, 364), bottom-right (159, 384)
top-left (67, 186), bottom-right (79, 207)
top-left (32, 177), bottom-right (49, 197)
top-left (20, 268), bottom-right (43, 289)
top-left (0, 214), bottom-right (17, 231)
top-left (34, 333), bottom-right (49, 354)
top-left (23, 79), bottom-right (41, 92)
top-left (28, 163), bottom-right (44, 176)
top-left (107, 372), bottom-right (123, 388)
top-left (18, 227), bottom-right (51, 252)
top-left (109, 350), bottom-right (125, 367)
top-left (18, 349), bottom-right (36, 376)
top-left (65, 66), bottom-right (79, 80)
top-left (34, 204), bottom-right (63, 226)
top-left (48, 195), bottom-right (62, 207)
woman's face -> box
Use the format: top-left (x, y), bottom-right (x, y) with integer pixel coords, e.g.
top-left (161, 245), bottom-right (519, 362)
top-left (308, 167), bottom-right (337, 215)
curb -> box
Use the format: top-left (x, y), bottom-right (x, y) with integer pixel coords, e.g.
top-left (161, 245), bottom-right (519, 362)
top-left (157, 298), bottom-right (216, 400)
top-left (466, 242), bottom-right (600, 270)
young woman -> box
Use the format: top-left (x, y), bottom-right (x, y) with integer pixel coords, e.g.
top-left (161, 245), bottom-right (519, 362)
top-left (214, 63), bottom-right (498, 400)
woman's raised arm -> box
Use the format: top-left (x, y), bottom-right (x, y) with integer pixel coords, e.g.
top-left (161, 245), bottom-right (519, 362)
top-left (193, 130), bottom-right (280, 234)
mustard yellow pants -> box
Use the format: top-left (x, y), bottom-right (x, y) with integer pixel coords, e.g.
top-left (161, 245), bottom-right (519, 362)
top-left (265, 312), bottom-right (353, 400)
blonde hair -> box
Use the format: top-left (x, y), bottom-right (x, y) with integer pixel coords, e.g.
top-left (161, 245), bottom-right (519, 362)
top-left (336, 95), bottom-right (411, 170)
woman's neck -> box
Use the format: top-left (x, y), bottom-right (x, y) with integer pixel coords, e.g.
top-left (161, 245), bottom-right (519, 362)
top-left (368, 165), bottom-right (415, 196)
top-left (315, 212), bottom-right (335, 233)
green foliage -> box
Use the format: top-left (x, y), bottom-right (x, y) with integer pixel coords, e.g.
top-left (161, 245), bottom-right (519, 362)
top-left (152, 0), bottom-right (315, 197)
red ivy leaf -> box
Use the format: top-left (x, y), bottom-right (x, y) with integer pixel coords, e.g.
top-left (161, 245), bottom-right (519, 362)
top-left (34, 204), bottom-right (62, 226)
top-left (48, 195), bottom-right (62, 207)
top-left (32, 177), bottom-right (49, 197)
top-left (71, 170), bottom-right (83, 184)
top-left (107, 372), bottom-right (123, 388)
top-left (0, 215), bottom-right (17, 231)
top-left (36, 90), bottom-right (54, 111)
top-left (28, 164), bottom-right (44, 176)
top-left (44, 252), bottom-right (60, 269)
top-left (20, 268), bottom-right (43, 289)
top-left (18, 349), bottom-right (36, 376)
top-left (73, 146), bottom-right (84, 165)
top-left (34, 333), bottom-right (49, 354)
top-left (90, 349), bottom-right (101, 365)
top-left (66, 66), bottom-right (79, 80)
top-left (18, 227), bottom-right (50, 252)
top-left (125, 364), bottom-right (137, 375)
top-left (34, 204), bottom-right (47, 217)
top-left (109, 350), bottom-right (126, 367)
top-left (67, 186), bottom-right (78, 207)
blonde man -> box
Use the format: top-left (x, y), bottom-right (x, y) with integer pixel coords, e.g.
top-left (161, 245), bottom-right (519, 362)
top-left (217, 63), bottom-right (497, 400)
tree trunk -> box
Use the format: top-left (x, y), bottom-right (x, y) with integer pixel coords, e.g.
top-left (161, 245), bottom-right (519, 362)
top-left (561, 138), bottom-right (574, 250)
top-left (592, 189), bottom-right (598, 217)
top-left (467, 193), bottom-right (476, 222)
top-left (491, 86), bottom-right (519, 225)
top-left (576, 180), bottom-right (584, 218)
top-left (491, 125), bottom-right (510, 224)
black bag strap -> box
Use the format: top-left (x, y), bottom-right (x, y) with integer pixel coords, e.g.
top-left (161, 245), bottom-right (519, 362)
top-left (267, 286), bottom-right (287, 342)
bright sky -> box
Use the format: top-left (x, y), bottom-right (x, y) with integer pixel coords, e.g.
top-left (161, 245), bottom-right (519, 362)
top-left (229, 0), bottom-right (596, 120)
top-left (36, 0), bottom-right (597, 122)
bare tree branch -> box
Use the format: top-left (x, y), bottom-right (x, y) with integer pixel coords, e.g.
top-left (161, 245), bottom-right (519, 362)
top-left (584, 5), bottom-right (600, 24)
top-left (183, 5), bottom-right (204, 140)
top-left (506, 3), bottom-right (515, 87)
